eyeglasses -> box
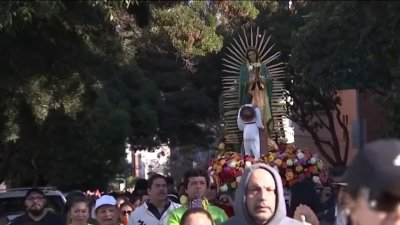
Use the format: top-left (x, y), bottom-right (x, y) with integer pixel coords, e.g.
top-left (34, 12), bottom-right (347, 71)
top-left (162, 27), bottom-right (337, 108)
top-left (121, 210), bottom-right (132, 216)
top-left (26, 196), bottom-right (45, 201)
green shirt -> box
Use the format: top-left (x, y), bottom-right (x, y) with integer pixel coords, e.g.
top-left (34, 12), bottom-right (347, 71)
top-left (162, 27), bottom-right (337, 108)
top-left (167, 205), bottom-right (228, 225)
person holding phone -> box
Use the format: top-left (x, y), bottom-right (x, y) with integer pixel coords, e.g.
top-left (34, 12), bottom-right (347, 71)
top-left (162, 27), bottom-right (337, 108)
top-left (167, 169), bottom-right (228, 225)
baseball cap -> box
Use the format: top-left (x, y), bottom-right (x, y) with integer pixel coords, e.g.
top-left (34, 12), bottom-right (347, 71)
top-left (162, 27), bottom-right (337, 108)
top-left (342, 139), bottom-right (400, 205)
top-left (95, 195), bottom-right (117, 211)
top-left (25, 188), bottom-right (45, 200)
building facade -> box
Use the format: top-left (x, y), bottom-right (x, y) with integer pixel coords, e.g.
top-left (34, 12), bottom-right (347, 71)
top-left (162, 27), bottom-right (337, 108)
top-left (293, 89), bottom-right (387, 166)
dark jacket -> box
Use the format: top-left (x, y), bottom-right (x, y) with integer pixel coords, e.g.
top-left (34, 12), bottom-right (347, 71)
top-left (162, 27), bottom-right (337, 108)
top-left (221, 164), bottom-right (302, 225)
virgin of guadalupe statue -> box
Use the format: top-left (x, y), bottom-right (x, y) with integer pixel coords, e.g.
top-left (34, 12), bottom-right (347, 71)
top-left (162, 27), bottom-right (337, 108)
top-left (239, 47), bottom-right (274, 131)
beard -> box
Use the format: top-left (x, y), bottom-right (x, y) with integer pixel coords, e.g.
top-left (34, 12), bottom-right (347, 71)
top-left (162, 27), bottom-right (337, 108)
top-left (28, 206), bottom-right (45, 216)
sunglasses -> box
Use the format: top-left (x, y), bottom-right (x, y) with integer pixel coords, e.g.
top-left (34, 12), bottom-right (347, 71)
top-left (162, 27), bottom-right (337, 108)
top-left (121, 210), bottom-right (132, 216)
top-left (210, 186), bottom-right (217, 190)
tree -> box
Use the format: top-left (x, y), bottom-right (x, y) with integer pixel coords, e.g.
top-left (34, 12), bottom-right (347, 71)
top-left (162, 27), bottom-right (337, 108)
top-left (136, 52), bottom-right (219, 148)
top-left (287, 1), bottom-right (400, 165)
top-left (132, 1), bottom-right (272, 148)
top-left (0, 1), bottom-right (159, 189)
top-left (285, 71), bottom-right (350, 166)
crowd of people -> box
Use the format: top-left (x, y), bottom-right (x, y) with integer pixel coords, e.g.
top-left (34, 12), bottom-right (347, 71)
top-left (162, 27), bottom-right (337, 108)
top-left (4, 139), bottom-right (400, 225)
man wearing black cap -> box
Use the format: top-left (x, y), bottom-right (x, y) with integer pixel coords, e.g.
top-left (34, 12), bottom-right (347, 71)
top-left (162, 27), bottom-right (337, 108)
top-left (10, 188), bottom-right (64, 225)
top-left (342, 139), bottom-right (400, 225)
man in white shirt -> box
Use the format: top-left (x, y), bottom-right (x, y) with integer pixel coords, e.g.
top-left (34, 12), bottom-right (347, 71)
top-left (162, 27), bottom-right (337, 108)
top-left (128, 174), bottom-right (181, 225)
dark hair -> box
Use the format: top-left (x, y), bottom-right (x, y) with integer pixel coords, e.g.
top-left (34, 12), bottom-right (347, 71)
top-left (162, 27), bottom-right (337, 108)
top-left (134, 179), bottom-right (148, 191)
top-left (288, 180), bottom-right (322, 217)
top-left (166, 176), bottom-right (175, 185)
top-left (183, 169), bottom-right (210, 189)
top-left (65, 196), bottom-right (89, 213)
top-left (245, 47), bottom-right (260, 62)
top-left (331, 166), bottom-right (347, 177)
top-left (130, 195), bottom-right (141, 204)
top-left (116, 195), bottom-right (130, 203)
top-left (180, 208), bottom-right (214, 225)
top-left (66, 190), bottom-right (85, 203)
top-left (25, 188), bottom-right (45, 200)
top-left (148, 174), bottom-right (167, 189)
top-left (178, 182), bottom-right (185, 190)
top-left (119, 201), bottom-right (134, 209)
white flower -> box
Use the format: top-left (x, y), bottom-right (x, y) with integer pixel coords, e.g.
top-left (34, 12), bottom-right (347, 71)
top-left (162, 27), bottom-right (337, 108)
top-left (312, 176), bottom-right (321, 184)
top-left (309, 157), bottom-right (317, 164)
top-left (297, 152), bottom-right (305, 160)
top-left (236, 176), bottom-right (241, 183)
top-left (248, 65), bottom-right (254, 70)
top-left (245, 161), bottom-right (252, 168)
top-left (220, 184), bottom-right (229, 192)
top-left (286, 159), bottom-right (294, 166)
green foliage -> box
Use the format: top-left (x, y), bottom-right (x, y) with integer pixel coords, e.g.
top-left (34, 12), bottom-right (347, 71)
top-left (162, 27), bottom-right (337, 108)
top-left (226, 1), bottom-right (259, 20)
top-left (0, 1), bottom-right (64, 30)
top-left (137, 52), bottom-right (219, 147)
top-left (285, 1), bottom-right (400, 164)
top-left (290, 2), bottom-right (400, 92)
top-left (152, 2), bottom-right (223, 57)
top-left (7, 0), bottom-right (400, 188)
top-left (0, 1), bottom-right (158, 190)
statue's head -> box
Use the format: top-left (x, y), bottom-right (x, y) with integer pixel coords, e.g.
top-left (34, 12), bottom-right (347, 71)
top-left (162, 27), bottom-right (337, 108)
top-left (245, 47), bottom-right (259, 63)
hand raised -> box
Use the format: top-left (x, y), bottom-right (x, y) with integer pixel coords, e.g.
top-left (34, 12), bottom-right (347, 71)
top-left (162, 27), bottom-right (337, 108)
top-left (294, 204), bottom-right (320, 225)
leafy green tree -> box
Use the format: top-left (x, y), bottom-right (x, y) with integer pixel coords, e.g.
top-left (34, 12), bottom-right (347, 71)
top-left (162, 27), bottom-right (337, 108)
top-left (0, 1), bottom-right (158, 189)
top-left (133, 1), bottom-right (277, 150)
top-left (136, 52), bottom-right (219, 148)
top-left (287, 1), bottom-right (400, 165)
top-left (151, 1), bottom-right (223, 58)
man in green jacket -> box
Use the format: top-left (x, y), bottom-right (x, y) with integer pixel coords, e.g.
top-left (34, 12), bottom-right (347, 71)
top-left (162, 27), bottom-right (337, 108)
top-left (167, 169), bottom-right (228, 225)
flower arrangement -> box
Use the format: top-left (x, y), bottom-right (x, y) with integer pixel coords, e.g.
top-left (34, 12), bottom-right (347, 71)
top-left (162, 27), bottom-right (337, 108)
top-left (208, 152), bottom-right (256, 193)
top-left (262, 142), bottom-right (328, 187)
top-left (208, 141), bottom-right (328, 192)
